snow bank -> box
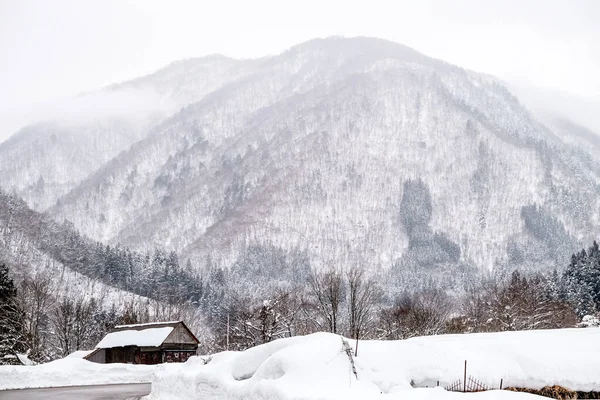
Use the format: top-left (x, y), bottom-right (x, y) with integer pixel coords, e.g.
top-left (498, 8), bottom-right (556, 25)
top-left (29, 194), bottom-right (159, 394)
top-left (147, 334), bottom-right (380, 400)
top-left (66, 350), bottom-right (94, 359)
top-left (146, 328), bottom-right (600, 400)
top-left (0, 357), bottom-right (157, 390)
top-left (15, 353), bottom-right (36, 366)
top-left (358, 328), bottom-right (600, 393)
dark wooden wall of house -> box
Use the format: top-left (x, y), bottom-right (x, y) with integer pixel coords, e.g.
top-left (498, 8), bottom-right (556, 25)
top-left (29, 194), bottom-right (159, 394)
top-left (160, 343), bottom-right (198, 351)
top-left (161, 350), bottom-right (196, 363)
top-left (164, 324), bottom-right (198, 346)
top-left (135, 351), bottom-right (161, 364)
top-left (106, 346), bottom-right (137, 364)
top-left (86, 349), bottom-right (105, 363)
top-left (100, 346), bottom-right (195, 364)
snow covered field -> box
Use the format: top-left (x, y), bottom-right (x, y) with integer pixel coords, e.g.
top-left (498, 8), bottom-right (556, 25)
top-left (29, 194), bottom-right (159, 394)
top-left (2, 328), bottom-right (599, 399)
top-left (147, 329), bottom-right (600, 399)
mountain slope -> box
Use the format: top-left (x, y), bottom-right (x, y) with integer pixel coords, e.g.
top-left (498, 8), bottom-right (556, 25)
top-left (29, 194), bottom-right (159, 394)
top-left (0, 55), bottom-right (257, 211)
top-left (0, 190), bottom-right (147, 310)
top-left (0, 189), bottom-right (204, 307)
top-left (50, 38), bottom-right (446, 243)
top-left (546, 118), bottom-right (600, 157)
top-left (47, 37), bottom-right (600, 273)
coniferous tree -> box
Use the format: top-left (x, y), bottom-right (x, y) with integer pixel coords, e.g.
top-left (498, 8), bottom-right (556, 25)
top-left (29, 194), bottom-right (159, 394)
top-left (564, 241), bottom-right (600, 317)
top-left (0, 263), bottom-right (26, 364)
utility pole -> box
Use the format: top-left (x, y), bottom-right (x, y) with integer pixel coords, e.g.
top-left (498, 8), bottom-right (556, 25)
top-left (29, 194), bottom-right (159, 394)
top-left (226, 312), bottom-right (230, 351)
top-left (463, 360), bottom-right (467, 393)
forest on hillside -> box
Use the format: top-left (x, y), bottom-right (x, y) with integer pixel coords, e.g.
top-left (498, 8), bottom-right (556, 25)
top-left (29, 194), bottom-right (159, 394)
top-left (2, 186), bottom-right (600, 363)
top-left (1, 228), bottom-right (599, 363)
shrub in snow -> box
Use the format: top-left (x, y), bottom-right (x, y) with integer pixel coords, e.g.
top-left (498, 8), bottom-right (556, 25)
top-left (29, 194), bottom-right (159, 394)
top-left (578, 315), bottom-right (600, 327)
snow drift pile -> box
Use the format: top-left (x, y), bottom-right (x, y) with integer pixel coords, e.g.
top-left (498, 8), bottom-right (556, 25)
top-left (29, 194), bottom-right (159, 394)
top-left (0, 357), bottom-right (156, 390)
top-left (2, 328), bottom-right (598, 398)
top-left (146, 328), bottom-right (600, 400)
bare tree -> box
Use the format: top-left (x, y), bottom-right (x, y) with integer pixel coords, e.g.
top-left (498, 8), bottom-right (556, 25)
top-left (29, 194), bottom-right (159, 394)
top-left (461, 271), bottom-right (578, 333)
top-left (220, 289), bottom-right (311, 351)
top-left (17, 272), bottom-right (56, 361)
top-left (50, 296), bottom-right (98, 357)
top-left (347, 267), bottom-right (381, 344)
top-left (378, 287), bottom-right (452, 340)
top-left (50, 298), bottom-right (75, 357)
top-left (258, 289), bottom-right (310, 341)
top-left (72, 298), bottom-right (97, 351)
top-left (461, 279), bottom-right (503, 333)
top-left (120, 297), bottom-right (151, 325)
top-left (307, 267), bottom-right (344, 333)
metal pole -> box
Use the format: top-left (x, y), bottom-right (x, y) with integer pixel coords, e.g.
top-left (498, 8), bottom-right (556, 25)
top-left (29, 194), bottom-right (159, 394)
top-left (463, 360), bottom-right (467, 392)
top-left (500, 379), bottom-right (503, 390)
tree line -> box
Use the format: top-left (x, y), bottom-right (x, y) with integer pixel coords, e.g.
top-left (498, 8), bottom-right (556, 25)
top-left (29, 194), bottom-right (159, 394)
top-left (2, 240), bottom-right (600, 363)
top-left (216, 242), bottom-right (599, 353)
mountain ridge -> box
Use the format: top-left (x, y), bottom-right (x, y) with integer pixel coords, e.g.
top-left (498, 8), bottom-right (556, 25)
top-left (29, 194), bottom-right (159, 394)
top-left (2, 36), bottom-right (599, 276)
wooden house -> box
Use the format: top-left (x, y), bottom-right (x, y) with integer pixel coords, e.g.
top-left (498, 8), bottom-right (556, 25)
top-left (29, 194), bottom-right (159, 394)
top-left (85, 321), bottom-right (199, 364)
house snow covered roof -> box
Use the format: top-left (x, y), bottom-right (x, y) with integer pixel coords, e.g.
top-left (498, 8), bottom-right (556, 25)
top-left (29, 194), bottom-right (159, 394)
top-left (114, 321), bottom-right (182, 329)
top-left (96, 326), bottom-right (174, 349)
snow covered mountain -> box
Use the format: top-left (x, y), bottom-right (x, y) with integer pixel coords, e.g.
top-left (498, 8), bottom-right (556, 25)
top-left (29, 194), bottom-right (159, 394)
top-left (0, 190), bottom-right (148, 311)
top-left (4, 37), bottom-right (600, 274)
top-left (0, 55), bottom-right (257, 211)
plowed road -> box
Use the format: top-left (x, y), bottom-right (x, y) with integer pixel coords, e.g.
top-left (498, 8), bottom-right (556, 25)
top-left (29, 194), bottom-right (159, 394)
top-left (0, 383), bottom-right (151, 399)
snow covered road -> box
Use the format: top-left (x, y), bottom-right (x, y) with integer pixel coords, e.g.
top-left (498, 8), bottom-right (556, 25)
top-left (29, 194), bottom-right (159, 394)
top-left (0, 382), bottom-right (151, 399)
top-left (0, 358), bottom-right (158, 390)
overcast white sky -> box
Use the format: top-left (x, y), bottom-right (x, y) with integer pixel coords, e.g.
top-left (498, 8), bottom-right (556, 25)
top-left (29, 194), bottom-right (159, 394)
top-left (0, 0), bottom-right (599, 140)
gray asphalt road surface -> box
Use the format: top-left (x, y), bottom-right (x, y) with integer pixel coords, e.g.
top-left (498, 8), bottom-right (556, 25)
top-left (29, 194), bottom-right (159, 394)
top-left (0, 382), bottom-right (151, 400)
